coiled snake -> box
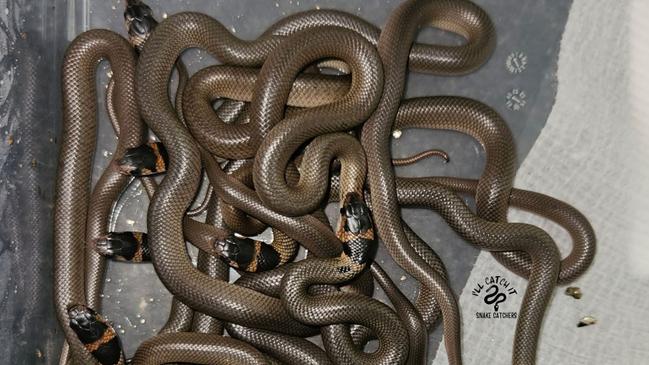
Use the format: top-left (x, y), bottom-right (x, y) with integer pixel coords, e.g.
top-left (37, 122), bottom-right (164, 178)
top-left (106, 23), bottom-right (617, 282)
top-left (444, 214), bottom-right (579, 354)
top-left (54, 0), bottom-right (595, 364)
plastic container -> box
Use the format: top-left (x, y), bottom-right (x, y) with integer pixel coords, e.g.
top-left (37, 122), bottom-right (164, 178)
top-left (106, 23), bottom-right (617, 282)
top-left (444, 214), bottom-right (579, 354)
top-left (0, 0), bottom-right (571, 363)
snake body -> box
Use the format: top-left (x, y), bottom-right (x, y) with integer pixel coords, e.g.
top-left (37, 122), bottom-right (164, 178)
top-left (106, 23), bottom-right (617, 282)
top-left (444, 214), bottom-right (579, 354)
top-left (55, 28), bottom-right (139, 365)
top-left (359, 1), bottom-right (497, 363)
top-left (53, 1), bottom-right (596, 364)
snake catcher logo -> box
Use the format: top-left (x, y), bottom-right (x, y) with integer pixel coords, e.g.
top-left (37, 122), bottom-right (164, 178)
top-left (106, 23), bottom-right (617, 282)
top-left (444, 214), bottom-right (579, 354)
top-left (472, 275), bottom-right (518, 319)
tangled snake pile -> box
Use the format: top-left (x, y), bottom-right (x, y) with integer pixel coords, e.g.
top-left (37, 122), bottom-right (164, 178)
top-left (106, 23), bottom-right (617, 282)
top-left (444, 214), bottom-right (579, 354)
top-left (53, 0), bottom-right (596, 364)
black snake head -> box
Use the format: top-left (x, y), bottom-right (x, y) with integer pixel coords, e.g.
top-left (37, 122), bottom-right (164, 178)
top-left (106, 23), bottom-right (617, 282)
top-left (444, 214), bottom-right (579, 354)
top-left (214, 234), bottom-right (256, 270)
top-left (95, 232), bottom-right (148, 262)
top-left (124, 0), bottom-right (157, 50)
top-left (117, 142), bottom-right (168, 176)
top-left (338, 192), bottom-right (376, 268)
top-left (213, 235), bottom-right (281, 272)
top-left (340, 192), bottom-right (373, 235)
top-left (68, 304), bottom-right (123, 365)
top-left (68, 304), bottom-right (106, 340)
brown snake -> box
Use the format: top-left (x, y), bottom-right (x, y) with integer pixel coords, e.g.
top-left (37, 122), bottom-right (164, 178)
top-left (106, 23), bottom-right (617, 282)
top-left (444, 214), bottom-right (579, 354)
top-left (53, 1), bottom-right (596, 364)
top-left (55, 29), bottom-right (140, 365)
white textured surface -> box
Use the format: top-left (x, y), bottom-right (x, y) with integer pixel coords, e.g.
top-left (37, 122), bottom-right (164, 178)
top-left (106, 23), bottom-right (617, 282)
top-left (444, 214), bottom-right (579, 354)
top-left (433, 0), bottom-right (649, 364)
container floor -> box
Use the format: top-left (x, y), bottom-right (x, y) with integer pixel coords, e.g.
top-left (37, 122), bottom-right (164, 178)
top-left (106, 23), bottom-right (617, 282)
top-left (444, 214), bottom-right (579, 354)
top-left (0, 0), bottom-right (570, 363)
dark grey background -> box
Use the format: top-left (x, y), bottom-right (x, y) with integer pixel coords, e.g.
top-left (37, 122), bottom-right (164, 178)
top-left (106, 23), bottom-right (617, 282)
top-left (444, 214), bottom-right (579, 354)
top-left (0, 0), bottom-right (571, 363)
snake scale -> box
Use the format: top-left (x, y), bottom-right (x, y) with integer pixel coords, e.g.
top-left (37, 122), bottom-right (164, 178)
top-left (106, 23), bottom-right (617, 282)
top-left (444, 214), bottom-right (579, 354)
top-left (53, 0), bottom-right (596, 364)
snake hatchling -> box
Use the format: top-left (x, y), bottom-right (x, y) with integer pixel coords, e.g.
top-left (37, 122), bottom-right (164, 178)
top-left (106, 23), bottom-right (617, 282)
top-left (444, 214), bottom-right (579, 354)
top-left (53, 0), bottom-right (596, 364)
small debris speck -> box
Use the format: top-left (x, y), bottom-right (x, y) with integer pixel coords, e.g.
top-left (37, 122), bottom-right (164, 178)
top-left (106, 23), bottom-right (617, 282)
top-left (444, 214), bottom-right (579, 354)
top-left (578, 316), bottom-right (596, 328)
top-left (400, 275), bottom-right (407, 281)
top-left (565, 287), bottom-right (582, 299)
top-left (392, 129), bottom-right (402, 139)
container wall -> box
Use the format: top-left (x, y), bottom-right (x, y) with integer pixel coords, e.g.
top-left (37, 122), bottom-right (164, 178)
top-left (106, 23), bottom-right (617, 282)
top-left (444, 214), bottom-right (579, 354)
top-left (0, 0), bottom-right (69, 363)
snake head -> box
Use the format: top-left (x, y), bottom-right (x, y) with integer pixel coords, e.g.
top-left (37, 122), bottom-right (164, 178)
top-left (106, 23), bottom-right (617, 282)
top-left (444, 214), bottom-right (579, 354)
top-left (340, 192), bottom-right (373, 235)
top-left (337, 192), bottom-right (376, 268)
top-left (124, 0), bottom-right (157, 50)
top-left (213, 235), bottom-right (280, 272)
top-left (214, 234), bottom-right (256, 270)
top-left (68, 305), bottom-right (124, 365)
top-left (117, 142), bottom-right (168, 176)
top-left (68, 304), bottom-right (106, 339)
top-left (94, 232), bottom-right (149, 262)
